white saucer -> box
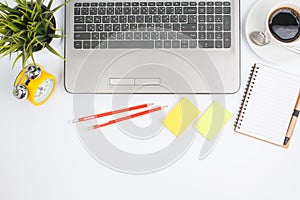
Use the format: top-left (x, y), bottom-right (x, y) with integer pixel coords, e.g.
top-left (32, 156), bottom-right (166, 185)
top-left (245, 0), bottom-right (300, 64)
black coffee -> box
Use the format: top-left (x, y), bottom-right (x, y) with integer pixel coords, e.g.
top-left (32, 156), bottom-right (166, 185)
top-left (269, 7), bottom-right (300, 43)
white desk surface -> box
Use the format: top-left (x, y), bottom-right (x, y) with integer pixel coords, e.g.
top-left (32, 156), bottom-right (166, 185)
top-left (1, 0), bottom-right (300, 199)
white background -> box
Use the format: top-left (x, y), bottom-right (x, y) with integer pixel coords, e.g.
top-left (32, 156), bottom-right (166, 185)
top-left (1, 0), bottom-right (300, 199)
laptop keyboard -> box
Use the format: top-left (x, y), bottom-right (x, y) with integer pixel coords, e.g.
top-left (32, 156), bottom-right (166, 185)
top-left (73, 1), bottom-right (232, 49)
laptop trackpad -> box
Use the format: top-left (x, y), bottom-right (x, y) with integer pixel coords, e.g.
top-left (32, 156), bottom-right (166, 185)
top-left (110, 78), bottom-right (161, 86)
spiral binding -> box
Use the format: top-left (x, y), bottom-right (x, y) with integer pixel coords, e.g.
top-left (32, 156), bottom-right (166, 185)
top-left (235, 64), bottom-right (260, 129)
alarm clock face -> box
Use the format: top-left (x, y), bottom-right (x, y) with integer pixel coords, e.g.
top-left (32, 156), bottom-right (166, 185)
top-left (34, 78), bottom-right (55, 103)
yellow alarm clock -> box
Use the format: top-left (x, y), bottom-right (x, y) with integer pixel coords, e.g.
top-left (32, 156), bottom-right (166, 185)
top-left (13, 64), bottom-right (56, 106)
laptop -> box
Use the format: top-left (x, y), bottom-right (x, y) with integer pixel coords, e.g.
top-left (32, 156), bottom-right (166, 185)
top-left (64, 0), bottom-right (240, 94)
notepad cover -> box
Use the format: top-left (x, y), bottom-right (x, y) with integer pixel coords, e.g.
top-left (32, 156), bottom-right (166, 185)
top-left (235, 64), bottom-right (300, 147)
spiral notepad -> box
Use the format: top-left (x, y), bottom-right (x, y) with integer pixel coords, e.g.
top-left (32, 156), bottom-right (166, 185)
top-left (235, 64), bottom-right (300, 147)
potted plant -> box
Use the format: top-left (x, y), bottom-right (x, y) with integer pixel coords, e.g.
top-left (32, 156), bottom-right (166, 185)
top-left (0, 0), bottom-right (69, 68)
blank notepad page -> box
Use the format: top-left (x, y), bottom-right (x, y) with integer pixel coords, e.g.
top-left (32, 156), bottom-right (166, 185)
top-left (236, 64), bottom-right (300, 146)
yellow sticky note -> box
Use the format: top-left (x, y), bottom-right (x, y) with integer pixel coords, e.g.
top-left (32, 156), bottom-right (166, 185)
top-left (194, 101), bottom-right (232, 141)
top-left (163, 97), bottom-right (201, 136)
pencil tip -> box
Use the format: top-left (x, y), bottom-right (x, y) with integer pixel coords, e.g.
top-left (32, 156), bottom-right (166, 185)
top-left (148, 103), bottom-right (154, 106)
top-left (69, 119), bottom-right (78, 124)
top-left (87, 126), bottom-right (94, 131)
top-left (162, 105), bottom-right (168, 108)
top-left (284, 137), bottom-right (289, 145)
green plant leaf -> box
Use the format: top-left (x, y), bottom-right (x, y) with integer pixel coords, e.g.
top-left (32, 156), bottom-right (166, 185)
top-left (51, 0), bottom-right (71, 13)
top-left (48, 33), bottom-right (63, 38)
top-left (12, 52), bottom-right (23, 69)
top-left (45, 43), bottom-right (65, 60)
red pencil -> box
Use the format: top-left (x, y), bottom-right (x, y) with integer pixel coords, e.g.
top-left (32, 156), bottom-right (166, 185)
top-left (71, 103), bottom-right (153, 123)
top-left (87, 106), bottom-right (167, 131)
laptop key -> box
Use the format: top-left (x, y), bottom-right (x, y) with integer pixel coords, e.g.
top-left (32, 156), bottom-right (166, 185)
top-left (125, 32), bottom-right (134, 40)
top-left (198, 32), bottom-right (206, 39)
top-left (102, 16), bottom-right (110, 23)
top-left (177, 32), bottom-right (197, 39)
top-left (111, 16), bottom-right (118, 23)
top-left (104, 24), bottom-right (112, 31)
top-left (207, 7), bottom-right (214, 14)
top-left (189, 40), bottom-right (197, 48)
top-left (98, 7), bottom-right (106, 15)
top-left (149, 7), bottom-right (157, 14)
top-left (96, 24), bottom-right (103, 31)
top-left (117, 32), bottom-right (124, 40)
top-left (162, 15), bottom-right (170, 23)
top-left (108, 41), bottom-right (154, 48)
top-left (74, 24), bottom-right (86, 31)
top-left (151, 32), bottom-right (159, 40)
top-left (138, 24), bottom-right (146, 31)
top-left (179, 15), bottom-right (187, 23)
top-left (136, 15), bottom-right (144, 23)
top-left (115, 7), bottom-right (122, 15)
top-left (155, 41), bottom-right (163, 48)
top-left (128, 16), bottom-right (135, 23)
top-left (215, 7), bottom-right (222, 14)
top-left (74, 8), bottom-right (80, 15)
top-left (100, 33), bottom-right (107, 40)
top-left (172, 40), bottom-right (180, 48)
top-left (74, 33), bottom-right (90, 40)
top-left (215, 15), bottom-right (222, 22)
top-left (108, 32), bottom-right (117, 40)
top-left (207, 32), bottom-right (214, 39)
top-left (183, 7), bottom-right (197, 14)
top-left (143, 32), bottom-right (150, 39)
top-left (199, 41), bottom-right (214, 48)
top-left (223, 7), bottom-right (231, 14)
top-left (145, 15), bottom-right (152, 23)
top-left (173, 24), bottom-right (180, 31)
top-left (168, 32), bottom-right (176, 39)
top-left (166, 7), bottom-right (174, 14)
top-left (215, 32), bottom-right (222, 39)
top-left (171, 15), bottom-right (178, 22)
top-left (130, 24), bottom-right (137, 31)
top-left (163, 40), bottom-right (171, 48)
top-left (92, 32), bottom-right (99, 40)
top-left (100, 41), bottom-right (107, 49)
top-left (113, 24), bottom-right (120, 31)
top-left (160, 32), bottom-right (168, 39)
top-left (107, 7), bottom-right (114, 15)
top-left (181, 40), bottom-right (188, 48)
top-left (74, 41), bottom-right (82, 49)
top-left (121, 24), bottom-right (129, 31)
top-left (215, 41), bottom-right (222, 48)
top-left (90, 7), bottom-right (97, 15)
top-left (164, 24), bottom-right (171, 31)
top-left (85, 16), bottom-right (93, 23)
top-left (87, 24), bottom-right (95, 31)
top-left (224, 32), bottom-right (231, 48)
top-left (134, 32), bottom-right (142, 40)
top-left (188, 15), bottom-right (197, 23)
top-left (94, 16), bottom-right (101, 23)
top-left (223, 15), bottom-right (231, 31)
top-left (83, 41), bottom-right (90, 49)
top-left (198, 7), bottom-right (205, 14)
top-left (175, 7), bottom-right (182, 14)
top-left (123, 7), bottom-right (131, 14)
top-left (81, 8), bottom-right (89, 15)
top-left (92, 41), bottom-right (99, 48)
top-left (74, 16), bottom-right (84, 23)
top-left (119, 16), bottom-right (127, 23)
top-left (181, 24), bottom-right (197, 31)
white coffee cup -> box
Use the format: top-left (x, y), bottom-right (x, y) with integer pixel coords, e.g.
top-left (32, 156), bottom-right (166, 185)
top-left (265, 2), bottom-right (300, 46)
